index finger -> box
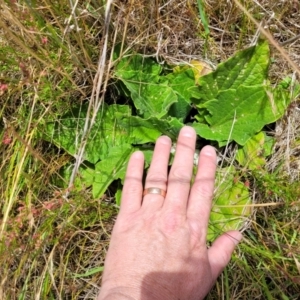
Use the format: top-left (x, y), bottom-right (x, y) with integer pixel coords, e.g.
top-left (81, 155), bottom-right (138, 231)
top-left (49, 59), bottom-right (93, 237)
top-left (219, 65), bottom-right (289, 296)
top-left (119, 151), bottom-right (144, 215)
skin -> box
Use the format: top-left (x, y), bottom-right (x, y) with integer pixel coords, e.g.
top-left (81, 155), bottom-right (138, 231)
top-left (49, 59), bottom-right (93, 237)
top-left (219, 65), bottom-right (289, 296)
top-left (98, 126), bottom-right (242, 300)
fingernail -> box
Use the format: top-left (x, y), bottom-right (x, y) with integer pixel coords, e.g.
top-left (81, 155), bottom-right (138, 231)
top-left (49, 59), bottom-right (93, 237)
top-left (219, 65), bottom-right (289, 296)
top-left (201, 145), bottom-right (216, 157)
top-left (181, 126), bottom-right (196, 137)
top-left (132, 151), bottom-right (144, 160)
top-left (158, 135), bottom-right (171, 145)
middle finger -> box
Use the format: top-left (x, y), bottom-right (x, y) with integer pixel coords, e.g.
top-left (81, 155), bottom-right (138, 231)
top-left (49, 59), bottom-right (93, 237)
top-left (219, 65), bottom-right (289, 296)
top-left (163, 126), bottom-right (196, 213)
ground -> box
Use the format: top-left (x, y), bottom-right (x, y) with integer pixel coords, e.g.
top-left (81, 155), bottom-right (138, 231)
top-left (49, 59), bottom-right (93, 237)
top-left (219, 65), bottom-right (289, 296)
top-left (0, 0), bottom-right (300, 299)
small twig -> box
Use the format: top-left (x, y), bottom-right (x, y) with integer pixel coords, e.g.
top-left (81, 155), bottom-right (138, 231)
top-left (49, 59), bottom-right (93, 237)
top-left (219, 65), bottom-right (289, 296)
top-left (280, 34), bottom-right (300, 46)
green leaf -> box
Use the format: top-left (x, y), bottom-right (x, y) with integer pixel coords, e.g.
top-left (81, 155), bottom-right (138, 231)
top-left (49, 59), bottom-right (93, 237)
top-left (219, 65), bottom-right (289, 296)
top-left (193, 85), bottom-right (287, 145)
top-left (44, 103), bottom-right (185, 199)
top-left (127, 115), bottom-right (184, 140)
top-left (116, 54), bottom-right (162, 78)
top-left (191, 39), bottom-right (269, 102)
top-left (74, 164), bottom-right (95, 188)
top-left (236, 132), bottom-right (274, 170)
top-left (93, 144), bottom-right (134, 198)
top-left (191, 40), bottom-right (291, 145)
top-left (52, 161), bottom-right (95, 190)
top-left (166, 69), bottom-right (194, 120)
top-left (45, 104), bottom-right (163, 164)
top-left (115, 54), bottom-right (178, 118)
top-left (208, 166), bottom-right (251, 241)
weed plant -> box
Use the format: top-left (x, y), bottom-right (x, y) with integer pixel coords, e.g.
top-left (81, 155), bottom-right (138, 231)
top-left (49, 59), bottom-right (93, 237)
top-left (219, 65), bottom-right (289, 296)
top-left (1, 0), bottom-right (300, 299)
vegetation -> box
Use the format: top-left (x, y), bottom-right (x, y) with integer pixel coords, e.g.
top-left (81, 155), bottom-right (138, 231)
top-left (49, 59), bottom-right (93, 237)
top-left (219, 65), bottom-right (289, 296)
top-left (0, 0), bottom-right (300, 298)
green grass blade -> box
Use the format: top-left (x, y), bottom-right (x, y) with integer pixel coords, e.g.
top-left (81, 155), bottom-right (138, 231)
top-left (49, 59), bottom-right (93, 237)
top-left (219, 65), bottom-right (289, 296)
top-left (196, 0), bottom-right (210, 36)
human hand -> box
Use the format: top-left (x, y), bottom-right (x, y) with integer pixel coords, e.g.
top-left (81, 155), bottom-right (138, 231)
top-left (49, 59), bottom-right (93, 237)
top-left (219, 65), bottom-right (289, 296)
top-left (98, 126), bottom-right (242, 300)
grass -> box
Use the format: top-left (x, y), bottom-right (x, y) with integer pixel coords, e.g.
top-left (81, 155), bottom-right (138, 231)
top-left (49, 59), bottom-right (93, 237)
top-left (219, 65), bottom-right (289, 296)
top-left (1, 0), bottom-right (300, 298)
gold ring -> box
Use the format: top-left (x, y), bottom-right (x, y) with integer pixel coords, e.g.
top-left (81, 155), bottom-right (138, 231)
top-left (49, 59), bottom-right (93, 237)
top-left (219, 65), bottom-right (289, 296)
top-left (143, 187), bottom-right (166, 197)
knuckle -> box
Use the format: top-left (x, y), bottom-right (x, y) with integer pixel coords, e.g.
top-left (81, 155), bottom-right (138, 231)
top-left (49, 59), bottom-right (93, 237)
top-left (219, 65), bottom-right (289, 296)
top-left (193, 180), bottom-right (214, 199)
top-left (146, 173), bottom-right (167, 185)
top-left (124, 182), bottom-right (142, 196)
top-left (170, 166), bottom-right (191, 184)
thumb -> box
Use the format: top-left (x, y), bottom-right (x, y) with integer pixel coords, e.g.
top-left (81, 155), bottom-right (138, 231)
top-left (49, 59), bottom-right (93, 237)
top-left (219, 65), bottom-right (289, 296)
top-left (208, 230), bottom-right (242, 280)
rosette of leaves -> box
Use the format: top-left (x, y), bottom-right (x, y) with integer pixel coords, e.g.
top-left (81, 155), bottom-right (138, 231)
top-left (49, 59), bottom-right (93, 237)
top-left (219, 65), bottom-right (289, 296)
top-left (43, 40), bottom-right (294, 241)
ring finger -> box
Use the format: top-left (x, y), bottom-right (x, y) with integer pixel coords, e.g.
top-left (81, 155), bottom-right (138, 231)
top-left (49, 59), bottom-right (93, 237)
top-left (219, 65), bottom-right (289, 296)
top-left (142, 135), bottom-right (171, 211)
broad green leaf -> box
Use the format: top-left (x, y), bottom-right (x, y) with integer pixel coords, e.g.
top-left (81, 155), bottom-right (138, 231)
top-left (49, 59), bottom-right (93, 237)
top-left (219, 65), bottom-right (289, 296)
top-left (146, 62), bottom-right (209, 120)
top-left (193, 85), bottom-right (288, 145)
top-left (126, 81), bottom-right (177, 119)
top-left (45, 102), bottom-right (184, 199)
top-left (191, 40), bottom-right (291, 145)
top-left (52, 162), bottom-right (95, 192)
top-left (115, 54), bottom-right (162, 78)
top-left (166, 69), bottom-right (194, 120)
top-left (115, 54), bottom-right (177, 118)
top-left (128, 115), bottom-right (184, 140)
top-left (93, 144), bottom-right (134, 198)
top-left (45, 104), bottom-right (163, 164)
top-left (115, 54), bottom-right (214, 121)
top-left (236, 132), bottom-right (274, 170)
top-left (208, 166), bottom-right (251, 241)
top-left (191, 39), bottom-right (269, 103)
top-left (74, 164), bottom-right (95, 188)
